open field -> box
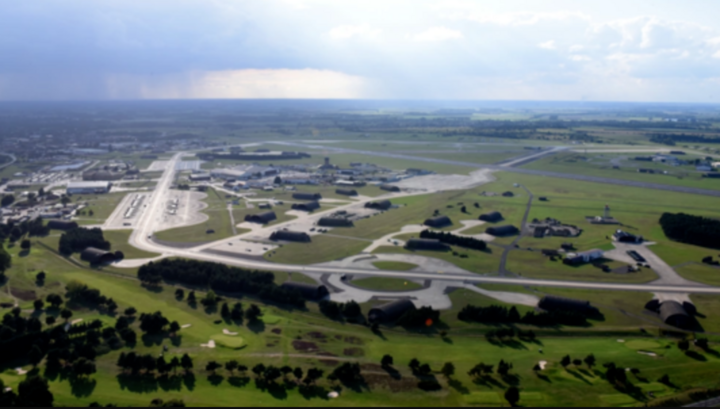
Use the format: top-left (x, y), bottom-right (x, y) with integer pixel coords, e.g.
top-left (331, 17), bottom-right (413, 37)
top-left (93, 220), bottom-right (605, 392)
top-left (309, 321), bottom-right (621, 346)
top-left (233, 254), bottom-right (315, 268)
top-left (102, 229), bottom-right (161, 260)
top-left (154, 188), bottom-right (236, 243)
top-left (73, 192), bottom-right (129, 226)
top-left (264, 235), bottom-right (370, 265)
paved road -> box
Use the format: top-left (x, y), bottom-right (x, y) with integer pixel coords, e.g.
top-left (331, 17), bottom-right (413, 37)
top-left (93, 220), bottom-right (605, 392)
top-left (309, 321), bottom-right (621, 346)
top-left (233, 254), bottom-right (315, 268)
top-left (499, 184), bottom-right (534, 276)
top-left (275, 141), bottom-right (720, 198)
top-left (0, 153), bottom-right (16, 170)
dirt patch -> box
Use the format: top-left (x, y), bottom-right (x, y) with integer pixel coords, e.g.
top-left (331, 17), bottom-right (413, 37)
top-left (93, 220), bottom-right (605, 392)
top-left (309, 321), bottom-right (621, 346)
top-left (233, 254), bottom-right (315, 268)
top-left (319, 359), bottom-right (339, 367)
top-left (334, 335), bottom-right (343, 340)
top-left (363, 373), bottom-right (419, 393)
top-left (306, 331), bottom-right (327, 340)
top-left (344, 336), bottom-right (364, 345)
top-left (10, 288), bottom-right (36, 301)
top-left (361, 363), bottom-right (385, 372)
top-left (343, 347), bottom-right (365, 357)
top-left (271, 328), bottom-right (282, 335)
top-left (291, 340), bottom-right (319, 352)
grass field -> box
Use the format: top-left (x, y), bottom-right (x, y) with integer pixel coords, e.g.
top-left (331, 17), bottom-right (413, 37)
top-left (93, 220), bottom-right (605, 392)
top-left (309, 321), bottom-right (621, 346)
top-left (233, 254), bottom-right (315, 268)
top-left (264, 235), bottom-right (370, 265)
top-left (72, 192), bottom-right (128, 226)
top-left (351, 277), bottom-right (423, 291)
top-left (102, 230), bottom-right (160, 260)
top-left (154, 188), bottom-right (235, 243)
top-left (674, 263), bottom-right (720, 286)
top-left (4, 238), bottom-right (720, 407)
top-left (371, 261), bottom-right (418, 271)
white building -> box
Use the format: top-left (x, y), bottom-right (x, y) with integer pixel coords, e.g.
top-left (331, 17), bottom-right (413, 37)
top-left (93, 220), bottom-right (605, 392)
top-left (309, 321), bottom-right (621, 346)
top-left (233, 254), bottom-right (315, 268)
top-left (66, 181), bottom-right (111, 195)
top-left (210, 166), bottom-right (278, 181)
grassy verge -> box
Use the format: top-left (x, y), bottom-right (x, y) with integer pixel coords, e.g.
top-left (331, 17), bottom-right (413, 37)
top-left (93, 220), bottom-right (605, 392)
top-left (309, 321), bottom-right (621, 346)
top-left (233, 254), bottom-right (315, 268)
top-left (351, 277), bottom-right (423, 291)
top-left (102, 230), bottom-right (160, 260)
top-left (264, 235), bottom-right (370, 265)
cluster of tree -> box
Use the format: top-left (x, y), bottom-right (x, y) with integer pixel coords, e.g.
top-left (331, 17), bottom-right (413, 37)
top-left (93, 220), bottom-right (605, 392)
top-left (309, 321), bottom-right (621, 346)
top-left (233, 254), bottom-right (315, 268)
top-left (459, 304), bottom-right (589, 327)
top-left (318, 300), bottom-right (362, 319)
top-left (660, 213), bottom-right (720, 250)
top-left (137, 259), bottom-right (306, 308)
top-left (485, 328), bottom-right (536, 341)
top-left (117, 352), bottom-right (193, 375)
top-left (114, 316), bottom-right (138, 344)
top-left (398, 306), bottom-right (439, 327)
top-left (1, 308), bottom-right (43, 340)
top-left (66, 319), bottom-right (103, 336)
top-left (329, 362), bottom-right (362, 384)
top-left (409, 358), bottom-right (433, 376)
top-left (0, 217), bottom-right (49, 242)
top-left (149, 398), bottom-right (186, 407)
top-left (66, 281), bottom-right (118, 313)
top-left (649, 133), bottom-right (720, 146)
top-left (250, 363), bottom-right (323, 385)
top-left (559, 354), bottom-right (595, 370)
top-left (138, 311), bottom-right (180, 335)
top-left (59, 227), bottom-right (110, 255)
top-left (0, 242), bottom-right (10, 277)
top-left (468, 360), bottom-right (514, 377)
top-left (220, 302), bottom-right (245, 321)
top-left (419, 229), bottom-right (487, 251)
top-left (0, 375), bottom-right (54, 407)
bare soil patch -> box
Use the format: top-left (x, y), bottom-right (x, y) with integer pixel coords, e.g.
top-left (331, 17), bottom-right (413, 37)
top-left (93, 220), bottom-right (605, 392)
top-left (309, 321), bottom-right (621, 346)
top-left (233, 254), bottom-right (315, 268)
top-left (306, 331), bottom-right (327, 340)
top-left (364, 373), bottom-right (419, 392)
top-left (10, 288), bottom-right (36, 301)
top-left (343, 347), bottom-right (365, 357)
top-left (291, 340), bottom-right (318, 352)
top-left (319, 359), bottom-right (339, 367)
top-left (271, 328), bottom-right (282, 335)
top-left (344, 336), bottom-right (364, 345)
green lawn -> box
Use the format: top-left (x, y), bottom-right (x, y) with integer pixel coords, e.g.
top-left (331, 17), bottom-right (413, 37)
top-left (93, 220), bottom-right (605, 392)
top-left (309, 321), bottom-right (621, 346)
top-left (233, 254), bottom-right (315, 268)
top-left (674, 263), bottom-right (720, 286)
top-left (72, 192), bottom-right (128, 226)
top-left (232, 202), bottom-right (298, 227)
top-left (102, 230), bottom-right (160, 260)
top-left (154, 189), bottom-right (235, 244)
top-left (371, 261), bottom-right (418, 271)
top-left (351, 277), bottom-right (423, 291)
top-left (373, 244), bottom-right (502, 274)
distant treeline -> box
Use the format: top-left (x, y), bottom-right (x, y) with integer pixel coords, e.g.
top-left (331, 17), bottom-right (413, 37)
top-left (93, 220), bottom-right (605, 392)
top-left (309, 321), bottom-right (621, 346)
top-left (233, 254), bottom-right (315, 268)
top-left (137, 259), bottom-right (306, 308)
top-left (458, 304), bottom-right (589, 327)
top-left (648, 133), bottom-right (720, 146)
top-left (419, 230), bottom-right (487, 250)
top-left (59, 227), bottom-right (110, 255)
top-left (0, 218), bottom-right (49, 242)
top-left (660, 213), bottom-right (720, 250)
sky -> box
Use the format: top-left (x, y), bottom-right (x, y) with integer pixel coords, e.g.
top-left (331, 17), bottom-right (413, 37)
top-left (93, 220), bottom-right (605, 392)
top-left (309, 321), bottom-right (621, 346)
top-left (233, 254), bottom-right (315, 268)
top-left (1, 0), bottom-right (720, 102)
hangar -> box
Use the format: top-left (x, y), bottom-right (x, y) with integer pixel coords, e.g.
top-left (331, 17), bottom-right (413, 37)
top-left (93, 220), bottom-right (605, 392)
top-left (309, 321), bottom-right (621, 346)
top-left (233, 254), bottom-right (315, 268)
top-left (424, 216), bottom-right (452, 228)
top-left (270, 230), bottom-right (311, 242)
top-left (485, 225), bottom-right (519, 236)
top-left (291, 201), bottom-right (320, 212)
top-left (81, 247), bottom-right (117, 265)
top-left (244, 211), bottom-right (277, 224)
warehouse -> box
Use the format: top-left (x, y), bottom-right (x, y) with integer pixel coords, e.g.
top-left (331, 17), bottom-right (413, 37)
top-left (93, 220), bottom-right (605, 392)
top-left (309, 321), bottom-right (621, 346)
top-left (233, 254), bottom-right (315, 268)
top-left (318, 217), bottom-right (353, 227)
top-left (368, 299), bottom-right (416, 324)
top-left (189, 173), bottom-right (211, 182)
top-left (485, 225), bottom-right (519, 236)
top-left (478, 211), bottom-right (503, 222)
top-left (67, 181), bottom-right (111, 195)
top-left (335, 188), bottom-right (358, 196)
top-left (424, 215), bottom-right (452, 228)
top-left (365, 200), bottom-right (392, 210)
top-left (280, 282), bottom-right (330, 301)
top-left (291, 201), bottom-right (320, 212)
top-left (405, 238), bottom-right (450, 251)
top-left (270, 230), bottom-right (311, 242)
top-left (80, 247), bottom-right (117, 265)
top-left (244, 211), bottom-right (277, 224)
top-left (538, 295), bottom-right (598, 315)
top-left (293, 192), bottom-right (322, 201)
top-left (47, 220), bottom-right (79, 231)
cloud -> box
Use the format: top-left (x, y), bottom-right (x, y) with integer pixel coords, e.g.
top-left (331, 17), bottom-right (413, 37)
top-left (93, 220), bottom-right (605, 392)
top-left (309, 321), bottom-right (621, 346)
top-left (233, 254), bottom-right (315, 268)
top-left (413, 27), bottom-right (463, 42)
top-left (328, 24), bottom-right (382, 40)
top-left (538, 40), bottom-right (556, 50)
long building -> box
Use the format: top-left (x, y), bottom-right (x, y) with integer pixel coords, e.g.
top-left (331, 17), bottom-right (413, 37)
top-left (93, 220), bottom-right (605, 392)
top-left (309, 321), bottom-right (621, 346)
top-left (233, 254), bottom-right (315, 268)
top-left (67, 181), bottom-right (111, 195)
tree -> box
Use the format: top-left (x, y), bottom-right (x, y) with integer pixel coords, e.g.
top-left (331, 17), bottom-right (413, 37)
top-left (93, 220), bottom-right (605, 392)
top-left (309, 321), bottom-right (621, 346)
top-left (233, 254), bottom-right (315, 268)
top-left (202, 290), bottom-right (218, 306)
top-left (120, 328), bottom-right (137, 344)
top-left (187, 291), bottom-right (196, 304)
top-left (225, 360), bottom-right (239, 375)
top-left (115, 316), bottom-right (129, 331)
top-left (273, 176), bottom-right (282, 185)
top-left (45, 316), bottom-right (56, 325)
top-left (293, 367), bottom-right (303, 382)
top-left (170, 357), bottom-right (180, 374)
top-left (659, 374), bottom-right (670, 385)
top-left (508, 306), bottom-right (521, 322)
top-left (18, 376), bottom-right (54, 407)
top-left (418, 364), bottom-right (431, 376)
top-left (205, 361), bottom-right (221, 375)
top-left (73, 358), bottom-right (97, 377)
top-left (497, 360), bottom-right (513, 376)
top-left (573, 359), bottom-right (582, 367)
top-left (124, 307), bottom-right (137, 316)
top-left (441, 362), bottom-right (455, 379)
top-left (678, 340), bottom-right (690, 352)
top-left (532, 364), bottom-right (541, 372)
top-left (221, 303), bottom-right (230, 318)
top-left (305, 368), bottom-right (323, 385)
top-left (245, 304), bottom-right (262, 322)
top-left (20, 240), bottom-right (31, 251)
top-left (61, 195), bottom-right (71, 207)
top-left (280, 366), bottom-right (293, 379)
top-left (504, 386), bottom-right (520, 407)
top-left (461, 206), bottom-right (467, 213)
top-left (1, 194), bottom-right (15, 207)
top-left (157, 356), bottom-right (169, 374)
top-left (28, 345), bottom-right (43, 367)
top-left (181, 354), bottom-right (193, 373)
top-left (696, 338), bottom-right (709, 350)
top-left (175, 288), bottom-right (184, 300)
top-left (106, 299), bottom-right (118, 313)
top-left (560, 355), bottom-right (571, 368)
top-left (409, 358), bottom-right (420, 371)
top-left (36, 271), bottom-right (46, 284)
top-left (583, 354), bottom-right (596, 369)
top-left (252, 364), bottom-right (266, 378)
top-left (46, 293), bottom-right (63, 308)
top-left (264, 366), bottom-right (281, 383)
top-left (61, 308), bottom-right (73, 322)
top-left (169, 321), bottom-right (181, 334)
top-left (381, 354), bottom-right (394, 368)
top-left (0, 243), bottom-right (10, 276)
top-left (33, 299), bottom-right (44, 310)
